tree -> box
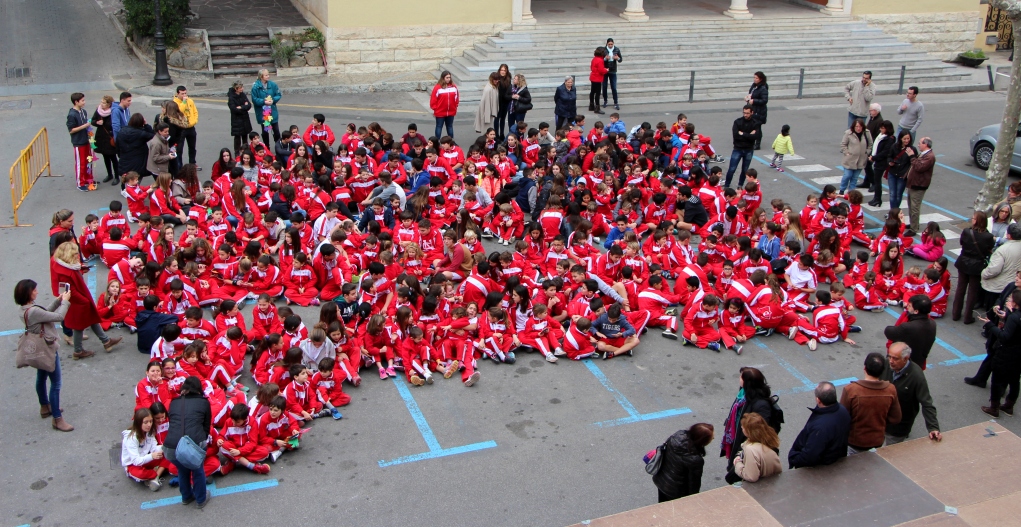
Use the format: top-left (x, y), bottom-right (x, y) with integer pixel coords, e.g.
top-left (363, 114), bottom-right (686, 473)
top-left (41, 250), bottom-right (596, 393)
top-left (123, 0), bottom-right (191, 48)
top-left (975, 0), bottom-right (1021, 214)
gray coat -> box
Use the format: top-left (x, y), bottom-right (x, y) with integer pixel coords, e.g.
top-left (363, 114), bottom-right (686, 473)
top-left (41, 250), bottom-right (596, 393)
top-left (841, 129), bottom-right (873, 170)
top-left (20, 297), bottom-right (70, 353)
top-left (146, 133), bottom-right (171, 175)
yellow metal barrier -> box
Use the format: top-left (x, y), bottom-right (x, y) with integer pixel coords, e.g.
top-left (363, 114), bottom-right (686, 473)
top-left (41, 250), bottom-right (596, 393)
top-left (5, 127), bottom-right (55, 227)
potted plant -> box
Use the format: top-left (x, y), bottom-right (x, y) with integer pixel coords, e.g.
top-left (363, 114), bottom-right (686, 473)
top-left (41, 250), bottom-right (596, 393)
top-left (958, 49), bottom-right (988, 68)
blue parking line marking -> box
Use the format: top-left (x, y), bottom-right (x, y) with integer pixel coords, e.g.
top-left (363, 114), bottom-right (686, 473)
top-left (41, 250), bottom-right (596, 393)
top-left (140, 479), bottom-right (278, 509)
top-left (378, 378), bottom-right (497, 467)
top-left (882, 308), bottom-right (973, 361)
top-left (0, 329), bottom-right (22, 336)
top-left (757, 156), bottom-right (886, 224)
top-left (936, 162), bottom-right (985, 183)
top-left (825, 163), bottom-right (967, 221)
top-left (751, 338), bottom-right (812, 387)
top-left (583, 360), bottom-right (692, 428)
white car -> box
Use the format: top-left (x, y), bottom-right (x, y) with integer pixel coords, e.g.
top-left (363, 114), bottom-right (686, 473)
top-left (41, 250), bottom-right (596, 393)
top-left (970, 123), bottom-right (1021, 171)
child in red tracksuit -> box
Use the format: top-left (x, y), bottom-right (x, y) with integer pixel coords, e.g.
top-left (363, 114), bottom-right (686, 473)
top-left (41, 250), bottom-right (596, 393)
top-left (476, 306), bottom-right (518, 364)
top-left (492, 203), bottom-right (523, 244)
top-left (251, 334), bottom-right (284, 386)
top-left (899, 266), bottom-right (926, 304)
top-left (923, 268), bottom-right (948, 318)
top-left (79, 214), bottom-right (101, 260)
top-left (842, 251), bottom-right (870, 287)
top-left (719, 298), bottom-right (755, 355)
top-left (404, 326), bottom-right (439, 386)
top-left (519, 304), bottom-right (565, 363)
top-left (310, 357), bottom-right (348, 418)
top-left (248, 295), bottom-right (282, 342)
top-left (256, 396), bottom-right (302, 460)
top-left (637, 275), bottom-right (680, 338)
top-left (682, 294), bottom-right (722, 351)
top-left (852, 271), bottom-right (886, 312)
top-left (874, 261), bottom-right (903, 305)
top-left (440, 307), bottom-right (482, 387)
top-left (563, 317), bottom-right (598, 360)
top-left (283, 364), bottom-right (325, 422)
top-left (361, 314), bottom-right (397, 380)
top-left (216, 404), bottom-right (272, 475)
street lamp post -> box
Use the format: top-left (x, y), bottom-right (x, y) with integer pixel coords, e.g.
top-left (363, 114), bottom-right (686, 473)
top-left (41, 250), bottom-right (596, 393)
top-left (152, 0), bottom-right (173, 86)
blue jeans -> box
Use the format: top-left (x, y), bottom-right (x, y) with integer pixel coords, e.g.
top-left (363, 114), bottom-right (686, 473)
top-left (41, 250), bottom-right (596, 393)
top-left (888, 175), bottom-right (907, 209)
top-left (434, 116), bottom-right (455, 139)
top-left (840, 168), bottom-right (862, 193)
top-left (848, 112), bottom-right (865, 130)
top-left (725, 149), bottom-right (754, 187)
top-left (602, 73), bottom-right (618, 105)
top-left (35, 352), bottom-right (61, 418)
top-left (508, 111), bottom-right (527, 130)
top-left (171, 454), bottom-right (208, 505)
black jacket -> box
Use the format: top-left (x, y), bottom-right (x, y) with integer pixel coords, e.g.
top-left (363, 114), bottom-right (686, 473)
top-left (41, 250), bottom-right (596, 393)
top-left (681, 195), bottom-right (709, 228)
top-left (276, 140), bottom-right (296, 165)
top-left (883, 313), bottom-right (937, 368)
top-left (90, 110), bottom-right (117, 156)
top-left (604, 46), bottom-right (622, 73)
top-left (886, 144), bottom-right (914, 179)
top-left (554, 83), bottom-right (577, 118)
top-left (732, 116), bottom-right (760, 150)
top-left (165, 392), bottom-right (212, 450)
top-left (228, 89), bottom-right (253, 137)
top-left (730, 397), bottom-right (773, 461)
top-left (788, 403), bottom-right (850, 468)
top-left (881, 360), bottom-right (940, 438)
top-left (871, 134), bottom-right (894, 171)
top-left (652, 430), bottom-right (705, 499)
top-left (116, 124), bottom-right (156, 175)
top-left (955, 228), bottom-right (995, 276)
top-left (990, 308), bottom-right (1021, 375)
top-left (748, 83), bottom-right (768, 124)
top-left (512, 87), bottom-right (533, 113)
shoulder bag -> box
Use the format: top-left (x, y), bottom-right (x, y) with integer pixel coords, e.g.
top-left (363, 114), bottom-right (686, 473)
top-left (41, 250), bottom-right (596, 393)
top-left (173, 400), bottom-right (207, 471)
top-left (16, 308), bottom-right (56, 372)
top-left (645, 442), bottom-right (666, 475)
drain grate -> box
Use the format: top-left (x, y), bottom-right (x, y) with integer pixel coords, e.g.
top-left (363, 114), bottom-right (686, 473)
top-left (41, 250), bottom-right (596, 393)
top-left (6, 67), bottom-right (30, 79)
top-left (0, 100), bottom-right (32, 111)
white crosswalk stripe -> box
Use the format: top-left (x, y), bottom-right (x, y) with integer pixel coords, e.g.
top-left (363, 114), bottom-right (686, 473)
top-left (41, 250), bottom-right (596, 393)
top-left (786, 164), bottom-right (831, 173)
top-left (810, 176), bottom-right (844, 185)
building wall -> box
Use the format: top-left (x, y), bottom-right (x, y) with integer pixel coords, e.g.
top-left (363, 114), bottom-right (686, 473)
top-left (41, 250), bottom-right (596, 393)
top-left (851, 0), bottom-right (980, 15)
top-left (851, 0), bottom-right (984, 60)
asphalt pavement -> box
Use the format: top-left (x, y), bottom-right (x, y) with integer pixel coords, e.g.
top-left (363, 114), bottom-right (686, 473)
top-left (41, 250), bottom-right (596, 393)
top-left (0, 85), bottom-right (1018, 527)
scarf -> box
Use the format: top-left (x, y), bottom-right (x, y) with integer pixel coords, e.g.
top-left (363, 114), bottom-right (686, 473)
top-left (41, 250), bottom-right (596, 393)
top-left (721, 388), bottom-right (745, 459)
top-left (55, 258), bottom-right (82, 271)
top-left (97, 105), bottom-right (112, 117)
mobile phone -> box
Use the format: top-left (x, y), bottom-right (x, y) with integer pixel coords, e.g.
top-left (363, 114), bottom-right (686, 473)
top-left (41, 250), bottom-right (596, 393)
top-left (59, 282), bottom-right (71, 295)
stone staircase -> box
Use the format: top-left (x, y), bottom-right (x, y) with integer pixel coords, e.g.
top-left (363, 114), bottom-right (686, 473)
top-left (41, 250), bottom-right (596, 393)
top-left (207, 29), bottom-right (275, 78)
top-left (440, 17), bottom-right (984, 109)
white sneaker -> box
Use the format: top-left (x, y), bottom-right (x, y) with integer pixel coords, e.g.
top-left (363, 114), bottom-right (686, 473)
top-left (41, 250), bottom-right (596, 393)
top-left (464, 371), bottom-right (480, 387)
top-left (788, 326), bottom-right (798, 340)
top-left (593, 237), bottom-right (601, 244)
top-left (554, 347), bottom-right (567, 357)
top-left (808, 339), bottom-right (818, 351)
top-left (545, 353), bottom-right (558, 363)
top-left (146, 479), bottom-right (162, 492)
top-left (270, 450), bottom-right (283, 463)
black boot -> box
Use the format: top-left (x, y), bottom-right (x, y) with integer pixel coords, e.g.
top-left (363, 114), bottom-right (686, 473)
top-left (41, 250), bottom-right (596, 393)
top-left (1002, 399), bottom-right (1016, 416)
top-left (982, 402), bottom-right (1000, 418)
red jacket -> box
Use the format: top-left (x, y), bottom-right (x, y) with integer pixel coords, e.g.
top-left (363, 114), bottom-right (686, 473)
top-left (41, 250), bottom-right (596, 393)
top-left (589, 56), bottom-right (609, 83)
top-left (49, 259), bottom-right (100, 330)
top-left (430, 83), bottom-right (460, 118)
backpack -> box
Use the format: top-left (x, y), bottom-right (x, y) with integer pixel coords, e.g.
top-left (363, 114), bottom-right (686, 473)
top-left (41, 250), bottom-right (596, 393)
top-left (768, 394), bottom-right (785, 433)
top-left (530, 175), bottom-right (554, 221)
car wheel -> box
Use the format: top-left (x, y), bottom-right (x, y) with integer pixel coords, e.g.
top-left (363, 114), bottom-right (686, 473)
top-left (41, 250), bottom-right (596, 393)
top-left (974, 142), bottom-right (994, 170)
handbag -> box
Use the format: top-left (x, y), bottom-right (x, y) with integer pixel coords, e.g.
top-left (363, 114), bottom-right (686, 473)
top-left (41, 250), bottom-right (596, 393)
top-left (15, 308), bottom-right (56, 372)
top-left (173, 401), bottom-right (207, 471)
top-left (644, 443), bottom-right (666, 475)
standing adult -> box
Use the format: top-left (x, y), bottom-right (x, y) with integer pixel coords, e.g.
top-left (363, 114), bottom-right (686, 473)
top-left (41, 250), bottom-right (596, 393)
top-left (884, 130), bottom-right (914, 210)
top-left (227, 81), bottom-right (253, 157)
top-left (953, 211), bottom-right (995, 323)
top-left (116, 114), bottom-right (155, 180)
top-left (15, 279), bottom-right (74, 431)
top-left (843, 71), bottom-right (875, 130)
top-left (982, 224), bottom-right (1021, 308)
top-left (884, 294), bottom-right (937, 368)
top-left (157, 100), bottom-right (188, 175)
top-left (724, 105), bottom-right (759, 188)
top-left (173, 86), bottom-right (199, 168)
top-left (982, 289), bottom-right (1021, 417)
top-left (720, 367), bottom-right (775, 482)
top-left (66, 92), bottom-right (95, 192)
top-left (866, 120), bottom-right (894, 207)
top-left (110, 91), bottom-right (133, 140)
top-left (430, 71), bottom-right (459, 139)
top-left (881, 342), bottom-right (942, 445)
top-left (147, 123), bottom-right (175, 178)
top-left (508, 74), bottom-right (532, 127)
top-left (651, 422), bottom-right (714, 502)
top-left (838, 119), bottom-right (873, 194)
top-left (474, 73), bottom-right (500, 134)
top-left (553, 76), bottom-right (577, 131)
top-left (252, 69), bottom-right (282, 146)
top-left (904, 137), bottom-right (935, 236)
top-left (588, 47), bottom-right (609, 115)
top-left (840, 352), bottom-right (902, 454)
top-left (50, 242), bottom-right (122, 357)
top-left (602, 38), bottom-right (622, 110)
top-left (787, 382), bottom-right (850, 469)
top-left (994, 181), bottom-right (1021, 222)
top-left (744, 72), bottom-right (768, 149)
top-left (163, 376), bottom-right (213, 508)
top-left (90, 95), bottom-right (120, 184)
top-left (897, 86), bottom-right (924, 137)
top-left (860, 102), bottom-right (884, 191)
top-left (494, 63), bottom-right (513, 141)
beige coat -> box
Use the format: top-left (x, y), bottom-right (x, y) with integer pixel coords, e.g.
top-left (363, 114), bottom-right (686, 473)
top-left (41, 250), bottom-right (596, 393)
top-left (982, 239), bottom-right (1021, 293)
top-left (844, 79), bottom-right (876, 117)
top-left (474, 82), bottom-right (499, 133)
top-left (733, 441), bottom-right (782, 482)
top-left (840, 129), bottom-right (873, 170)
top-left (146, 133), bottom-right (171, 175)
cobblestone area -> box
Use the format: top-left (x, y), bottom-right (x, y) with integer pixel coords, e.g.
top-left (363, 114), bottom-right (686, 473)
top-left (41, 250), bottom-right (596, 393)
top-left (187, 0), bottom-right (310, 30)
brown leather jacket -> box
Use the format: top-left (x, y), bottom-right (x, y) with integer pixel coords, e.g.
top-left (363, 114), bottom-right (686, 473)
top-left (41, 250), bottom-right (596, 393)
top-left (840, 378), bottom-right (902, 449)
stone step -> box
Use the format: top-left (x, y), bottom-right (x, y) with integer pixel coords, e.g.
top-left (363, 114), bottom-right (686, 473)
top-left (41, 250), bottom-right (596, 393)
top-left (205, 29), bottom-right (270, 38)
top-left (489, 28), bottom-right (884, 48)
top-left (471, 38), bottom-right (912, 59)
top-left (208, 38), bottom-right (271, 47)
top-left (210, 48), bottom-right (273, 57)
top-left (499, 22), bottom-right (870, 39)
top-left (500, 17), bottom-right (859, 33)
top-left (211, 56), bottom-right (274, 66)
top-left (211, 66), bottom-right (276, 77)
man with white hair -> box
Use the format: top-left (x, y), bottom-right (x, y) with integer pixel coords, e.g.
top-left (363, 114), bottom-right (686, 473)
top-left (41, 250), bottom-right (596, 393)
top-left (881, 342), bottom-right (942, 445)
top-left (844, 71), bottom-right (875, 129)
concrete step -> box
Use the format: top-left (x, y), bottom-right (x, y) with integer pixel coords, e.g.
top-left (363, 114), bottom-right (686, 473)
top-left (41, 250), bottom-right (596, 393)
top-left (471, 39), bottom-right (913, 60)
top-left (211, 48), bottom-right (273, 57)
top-left (212, 66), bottom-right (276, 77)
top-left (499, 17), bottom-right (860, 34)
top-left (206, 29), bottom-right (270, 38)
top-left (208, 38), bottom-right (271, 47)
top-left (489, 28), bottom-right (884, 48)
top-left (211, 56), bottom-right (274, 66)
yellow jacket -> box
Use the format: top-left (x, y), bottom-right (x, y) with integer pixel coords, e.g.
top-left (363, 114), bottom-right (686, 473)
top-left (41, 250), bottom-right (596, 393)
top-left (175, 96), bottom-right (199, 128)
top-left (771, 134), bottom-right (794, 155)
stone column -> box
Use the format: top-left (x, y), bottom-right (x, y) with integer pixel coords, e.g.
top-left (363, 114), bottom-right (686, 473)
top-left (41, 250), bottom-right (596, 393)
top-left (521, 0), bottom-right (535, 24)
top-left (821, 0), bottom-right (845, 15)
top-left (620, 0), bottom-right (649, 22)
top-left (723, 0), bottom-right (753, 20)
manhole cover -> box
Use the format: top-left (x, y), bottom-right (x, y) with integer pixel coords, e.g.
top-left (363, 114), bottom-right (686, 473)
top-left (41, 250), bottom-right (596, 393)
top-left (0, 100), bottom-right (31, 111)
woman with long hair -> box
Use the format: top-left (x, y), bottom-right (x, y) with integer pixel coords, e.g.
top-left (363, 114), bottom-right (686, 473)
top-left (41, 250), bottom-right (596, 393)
top-left (159, 100), bottom-right (188, 173)
top-left (508, 73), bottom-right (532, 126)
top-left (721, 367), bottom-right (775, 483)
top-left (885, 130), bottom-right (914, 210)
top-left (14, 279), bottom-right (75, 430)
top-left (745, 71), bottom-right (768, 149)
top-left (494, 63), bottom-right (513, 141)
top-left (172, 163), bottom-right (199, 210)
top-left (50, 242), bottom-right (122, 359)
top-left (430, 70), bottom-right (459, 139)
top-left (953, 210), bottom-right (995, 323)
top-left (651, 422), bottom-right (715, 502)
top-left (588, 47), bottom-right (609, 115)
top-left (227, 80), bottom-right (253, 156)
top-left (91, 94), bottom-right (120, 183)
top-left (732, 412), bottom-right (782, 482)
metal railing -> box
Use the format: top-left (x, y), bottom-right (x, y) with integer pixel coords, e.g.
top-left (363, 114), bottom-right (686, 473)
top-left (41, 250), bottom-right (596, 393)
top-left (4, 127), bottom-right (53, 227)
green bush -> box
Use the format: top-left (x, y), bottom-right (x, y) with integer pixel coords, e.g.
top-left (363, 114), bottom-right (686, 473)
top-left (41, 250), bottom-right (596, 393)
top-left (270, 38), bottom-right (300, 64)
top-left (960, 49), bottom-right (988, 60)
top-left (302, 27), bottom-right (325, 49)
top-left (123, 0), bottom-right (191, 48)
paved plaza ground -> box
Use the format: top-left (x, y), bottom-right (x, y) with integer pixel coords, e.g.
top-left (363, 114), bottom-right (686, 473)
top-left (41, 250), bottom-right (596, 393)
top-left (0, 78), bottom-right (1018, 526)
